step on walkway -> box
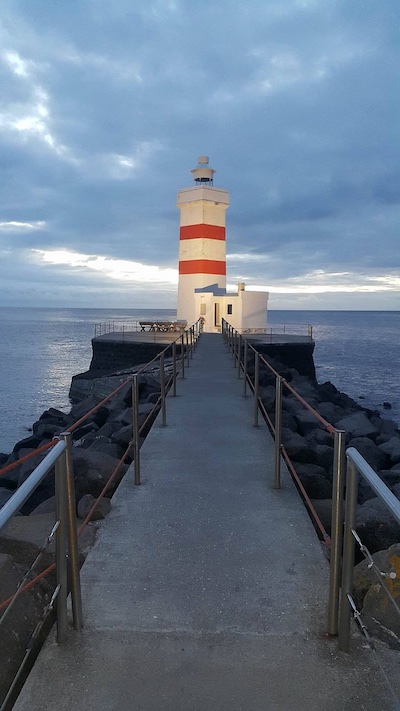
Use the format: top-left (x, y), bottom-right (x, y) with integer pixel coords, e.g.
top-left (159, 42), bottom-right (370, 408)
top-left (14, 334), bottom-right (399, 710)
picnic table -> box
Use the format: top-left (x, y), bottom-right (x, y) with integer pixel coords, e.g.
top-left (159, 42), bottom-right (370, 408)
top-left (139, 321), bottom-right (186, 333)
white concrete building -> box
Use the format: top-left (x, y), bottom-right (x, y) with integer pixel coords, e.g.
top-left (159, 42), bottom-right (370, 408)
top-left (177, 157), bottom-right (268, 333)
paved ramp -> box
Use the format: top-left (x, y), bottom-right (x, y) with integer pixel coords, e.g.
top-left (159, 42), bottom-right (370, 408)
top-left (14, 334), bottom-right (399, 710)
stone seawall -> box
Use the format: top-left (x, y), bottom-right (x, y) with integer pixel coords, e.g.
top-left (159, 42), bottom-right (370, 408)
top-left (89, 338), bottom-right (170, 373)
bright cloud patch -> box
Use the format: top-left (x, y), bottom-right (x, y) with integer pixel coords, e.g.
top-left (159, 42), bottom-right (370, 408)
top-left (0, 221), bottom-right (47, 231)
top-left (34, 249), bottom-right (178, 285)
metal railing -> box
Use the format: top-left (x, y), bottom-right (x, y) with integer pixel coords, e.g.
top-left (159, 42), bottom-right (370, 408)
top-left (222, 319), bottom-right (400, 665)
top-left (0, 319), bottom-right (202, 706)
top-left (0, 432), bottom-right (82, 646)
top-left (235, 323), bottom-right (313, 339)
top-left (339, 447), bottom-right (400, 652)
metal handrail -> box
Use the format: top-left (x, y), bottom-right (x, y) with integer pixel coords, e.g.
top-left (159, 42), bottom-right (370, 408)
top-left (0, 432), bottom-right (82, 645)
top-left (223, 318), bottom-right (400, 657)
top-left (222, 318), bottom-right (347, 640)
top-left (338, 447), bottom-right (400, 652)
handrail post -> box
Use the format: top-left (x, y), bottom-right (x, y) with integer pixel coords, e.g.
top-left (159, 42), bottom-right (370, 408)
top-left (186, 330), bottom-right (190, 367)
top-left (190, 326), bottom-right (194, 358)
top-left (327, 429), bottom-right (346, 636)
top-left (60, 432), bottom-right (83, 631)
top-left (243, 340), bottom-right (248, 396)
top-left (338, 458), bottom-right (358, 652)
top-left (160, 353), bottom-right (166, 426)
top-left (172, 341), bottom-right (177, 396)
top-left (55, 448), bottom-right (68, 643)
top-left (238, 334), bottom-right (242, 378)
top-left (274, 375), bottom-right (283, 489)
top-left (181, 334), bottom-right (185, 378)
top-left (254, 351), bottom-right (259, 427)
top-left (132, 374), bottom-right (140, 485)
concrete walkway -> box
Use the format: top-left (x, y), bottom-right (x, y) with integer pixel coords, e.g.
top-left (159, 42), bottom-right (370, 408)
top-left (14, 334), bottom-right (399, 710)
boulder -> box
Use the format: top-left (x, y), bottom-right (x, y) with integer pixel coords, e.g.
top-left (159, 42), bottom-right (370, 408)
top-left (353, 543), bottom-right (400, 609)
top-left (282, 396), bottom-right (304, 415)
top-left (259, 385), bottom-right (276, 411)
top-left (310, 444), bottom-right (335, 472)
top-left (292, 463), bottom-right (332, 499)
top-left (77, 494), bottom-right (112, 521)
top-left (72, 422), bottom-right (99, 441)
top-left (335, 412), bottom-right (378, 439)
top-left (111, 424), bottom-right (134, 449)
top-left (0, 488), bottom-right (15, 509)
top-left (88, 438), bottom-right (124, 460)
top-left (281, 430), bottom-right (311, 463)
top-left (72, 449), bottom-right (127, 499)
top-left (347, 437), bottom-right (389, 472)
top-left (0, 513), bottom-right (57, 569)
top-left (353, 543), bottom-right (400, 647)
top-left (305, 428), bottom-right (334, 447)
top-left (356, 498), bottom-right (400, 553)
top-left (316, 401), bottom-right (347, 424)
top-left (29, 497), bottom-right (56, 515)
top-left (309, 498), bottom-right (333, 534)
top-left (378, 436), bottom-right (400, 466)
top-left (295, 411), bottom-right (323, 437)
top-left (0, 553), bottom-right (51, 704)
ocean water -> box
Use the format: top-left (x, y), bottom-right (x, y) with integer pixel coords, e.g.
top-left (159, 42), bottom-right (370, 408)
top-left (0, 307), bottom-right (398, 453)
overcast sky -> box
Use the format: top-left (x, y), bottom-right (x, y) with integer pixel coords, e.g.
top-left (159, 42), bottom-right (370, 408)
top-left (0, 0), bottom-right (399, 310)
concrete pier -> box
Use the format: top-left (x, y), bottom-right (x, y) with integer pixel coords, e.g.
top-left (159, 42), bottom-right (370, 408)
top-left (14, 334), bottom-right (399, 710)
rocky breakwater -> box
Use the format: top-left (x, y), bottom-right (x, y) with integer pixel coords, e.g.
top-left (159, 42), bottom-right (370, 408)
top-left (253, 354), bottom-right (400, 647)
top-left (0, 364), bottom-right (163, 703)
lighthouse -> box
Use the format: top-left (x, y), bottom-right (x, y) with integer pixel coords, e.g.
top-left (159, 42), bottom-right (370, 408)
top-left (177, 156), bottom-right (229, 325)
top-left (177, 157), bottom-right (268, 333)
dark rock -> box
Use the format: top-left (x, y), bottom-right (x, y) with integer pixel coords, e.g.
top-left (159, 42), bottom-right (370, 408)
top-left (292, 463), bottom-right (332, 499)
top-left (379, 470), bottom-right (400, 489)
top-left (13, 435), bottom-right (45, 454)
top-left (315, 401), bottom-right (346, 423)
top-left (96, 422), bottom-right (121, 438)
top-left (392, 482), bottom-right (400, 499)
top-left (348, 437), bottom-right (389, 472)
top-left (294, 411), bottom-right (322, 437)
top-left (335, 412), bottom-right (378, 439)
top-left (259, 385), bottom-right (276, 411)
top-left (310, 445), bottom-right (335, 471)
top-left (0, 488), bottom-right (15, 509)
top-left (0, 553), bottom-right (51, 704)
top-left (77, 494), bottom-right (111, 521)
top-left (281, 430), bottom-right (311, 463)
top-left (378, 436), bottom-right (400, 466)
top-left (72, 449), bottom-right (127, 499)
top-left (146, 392), bottom-right (160, 405)
top-left (353, 543), bottom-right (400, 610)
top-left (305, 428), bottom-right (334, 447)
top-left (32, 422), bottom-right (62, 439)
top-left (282, 396), bottom-right (304, 415)
top-left (111, 424), bottom-right (134, 449)
top-left (309, 498), bottom-right (333, 534)
top-left (88, 439), bottom-right (124, 460)
top-left (72, 422), bottom-right (99, 441)
top-left (356, 498), bottom-right (400, 553)
top-left (29, 496), bottom-right (56, 515)
top-left (383, 401), bottom-right (392, 410)
top-left (353, 543), bottom-right (400, 647)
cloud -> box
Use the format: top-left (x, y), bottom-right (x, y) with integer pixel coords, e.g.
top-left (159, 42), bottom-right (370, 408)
top-left (0, 0), bottom-right (398, 308)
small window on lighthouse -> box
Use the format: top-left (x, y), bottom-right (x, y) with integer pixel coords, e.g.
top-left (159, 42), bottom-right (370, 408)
top-left (227, 304), bottom-right (233, 315)
top-left (200, 303), bottom-right (206, 315)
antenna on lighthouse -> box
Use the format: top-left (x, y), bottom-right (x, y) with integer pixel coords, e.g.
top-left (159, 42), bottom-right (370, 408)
top-left (191, 155), bottom-right (215, 186)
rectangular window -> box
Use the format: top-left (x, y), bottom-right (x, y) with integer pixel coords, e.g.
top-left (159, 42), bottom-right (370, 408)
top-left (227, 304), bottom-right (233, 315)
top-left (200, 303), bottom-right (206, 316)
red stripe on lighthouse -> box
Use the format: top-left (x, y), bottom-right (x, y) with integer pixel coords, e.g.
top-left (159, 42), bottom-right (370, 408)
top-left (179, 225), bottom-right (226, 241)
top-left (179, 259), bottom-right (226, 275)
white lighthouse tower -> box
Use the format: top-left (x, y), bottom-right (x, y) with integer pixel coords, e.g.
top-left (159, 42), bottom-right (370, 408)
top-left (177, 156), bottom-right (229, 325)
top-left (177, 157), bottom-right (268, 333)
